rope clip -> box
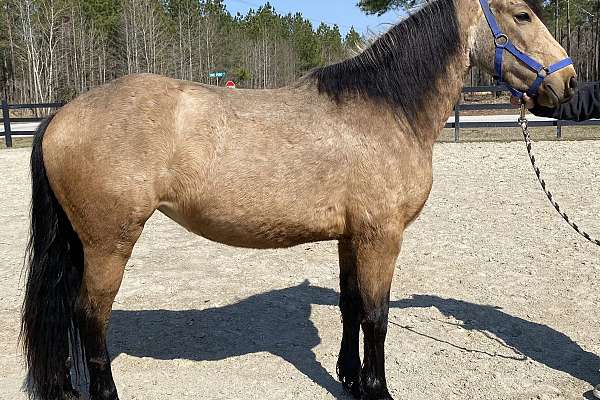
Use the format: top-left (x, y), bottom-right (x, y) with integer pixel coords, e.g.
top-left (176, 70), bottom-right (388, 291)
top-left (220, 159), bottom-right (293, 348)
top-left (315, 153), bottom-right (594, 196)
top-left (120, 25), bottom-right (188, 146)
top-left (518, 103), bottom-right (528, 129)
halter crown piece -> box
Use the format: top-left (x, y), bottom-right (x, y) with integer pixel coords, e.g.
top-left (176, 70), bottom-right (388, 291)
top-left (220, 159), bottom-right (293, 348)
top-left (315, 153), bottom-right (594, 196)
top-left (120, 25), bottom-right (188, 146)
top-left (478, 0), bottom-right (573, 98)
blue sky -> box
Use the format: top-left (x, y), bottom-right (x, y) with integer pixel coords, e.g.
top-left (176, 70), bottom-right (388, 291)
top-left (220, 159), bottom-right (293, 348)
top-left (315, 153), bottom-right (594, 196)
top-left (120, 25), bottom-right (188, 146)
top-left (223, 0), bottom-right (402, 36)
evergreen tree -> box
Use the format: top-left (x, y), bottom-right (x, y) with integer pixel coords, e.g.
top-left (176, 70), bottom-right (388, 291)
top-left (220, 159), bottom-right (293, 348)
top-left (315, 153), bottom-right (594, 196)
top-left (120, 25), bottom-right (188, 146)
top-left (0, 0), bottom-right (361, 100)
top-left (357, 0), bottom-right (412, 15)
top-left (344, 26), bottom-right (362, 52)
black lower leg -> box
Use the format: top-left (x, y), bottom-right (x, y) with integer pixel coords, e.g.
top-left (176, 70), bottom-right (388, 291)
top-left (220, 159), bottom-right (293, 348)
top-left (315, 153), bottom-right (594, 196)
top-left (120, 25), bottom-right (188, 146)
top-left (360, 303), bottom-right (392, 400)
top-left (78, 313), bottom-right (119, 400)
top-left (338, 280), bottom-right (362, 396)
top-left (337, 240), bottom-right (362, 397)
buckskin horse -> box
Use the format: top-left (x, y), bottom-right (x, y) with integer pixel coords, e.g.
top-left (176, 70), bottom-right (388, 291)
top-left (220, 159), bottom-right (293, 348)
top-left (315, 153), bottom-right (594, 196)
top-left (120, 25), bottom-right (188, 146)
top-left (21, 0), bottom-right (576, 398)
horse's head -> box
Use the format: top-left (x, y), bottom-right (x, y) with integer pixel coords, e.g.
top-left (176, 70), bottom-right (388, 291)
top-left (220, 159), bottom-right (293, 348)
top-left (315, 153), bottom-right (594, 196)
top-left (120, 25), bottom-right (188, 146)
top-left (471, 0), bottom-right (577, 106)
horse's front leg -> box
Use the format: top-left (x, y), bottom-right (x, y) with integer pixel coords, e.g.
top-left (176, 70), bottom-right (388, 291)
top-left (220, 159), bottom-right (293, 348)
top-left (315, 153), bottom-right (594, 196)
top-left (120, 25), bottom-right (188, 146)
top-left (337, 239), bottom-right (362, 397)
top-left (356, 227), bottom-right (402, 400)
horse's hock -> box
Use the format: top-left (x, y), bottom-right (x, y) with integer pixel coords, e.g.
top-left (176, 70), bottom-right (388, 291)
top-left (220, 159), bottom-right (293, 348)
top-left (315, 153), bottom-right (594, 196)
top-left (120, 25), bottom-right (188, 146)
top-left (2, 141), bottom-right (599, 399)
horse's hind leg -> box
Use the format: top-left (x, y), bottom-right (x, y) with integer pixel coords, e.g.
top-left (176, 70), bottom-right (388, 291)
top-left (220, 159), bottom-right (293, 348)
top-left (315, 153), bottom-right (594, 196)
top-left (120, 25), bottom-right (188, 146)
top-left (73, 219), bottom-right (147, 400)
top-left (74, 249), bottom-right (131, 400)
top-left (337, 239), bottom-right (362, 397)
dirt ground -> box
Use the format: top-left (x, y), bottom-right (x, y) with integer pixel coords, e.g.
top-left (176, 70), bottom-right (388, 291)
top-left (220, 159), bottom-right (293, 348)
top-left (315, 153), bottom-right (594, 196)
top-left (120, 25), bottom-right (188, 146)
top-left (1, 140), bottom-right (600, 400)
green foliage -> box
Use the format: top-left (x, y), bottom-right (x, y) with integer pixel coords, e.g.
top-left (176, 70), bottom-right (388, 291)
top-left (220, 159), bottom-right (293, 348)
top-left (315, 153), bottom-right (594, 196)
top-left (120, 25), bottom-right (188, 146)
top-left (79, 0), bottom-right (121, 38)
top-left (317, 23), bottom-right (343, 64)
top-left (277, 12), bottom-right (321, 71)
top-left (344, 26), bottom-right (362, 50)
top-left (233, 67), bottom-right (251, 83)
top-left (542, 0), bottom-right (596, 33)
top-left (1, 0), bottom-right (366, 100)
top-left (0, 0), bottom-right (7, 50)
top-left (357, 0), bottom-right (415, 15)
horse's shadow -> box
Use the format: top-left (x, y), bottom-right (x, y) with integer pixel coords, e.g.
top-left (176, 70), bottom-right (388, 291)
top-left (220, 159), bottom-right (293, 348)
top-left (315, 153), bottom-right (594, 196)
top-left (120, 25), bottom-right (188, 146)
top-left (394, 295), bottom-right (600, 386)
top-left (109, 282), bottom-right (599, 398)
top-left (109, 280), bottom-right (346, 397)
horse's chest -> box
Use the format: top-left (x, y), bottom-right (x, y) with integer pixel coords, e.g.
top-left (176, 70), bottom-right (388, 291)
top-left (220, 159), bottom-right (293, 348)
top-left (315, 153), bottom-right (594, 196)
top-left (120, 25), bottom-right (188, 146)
top-left (403, 157), bottom-right (434, 219)
top-left (361, 153), bottom-right (433, 226)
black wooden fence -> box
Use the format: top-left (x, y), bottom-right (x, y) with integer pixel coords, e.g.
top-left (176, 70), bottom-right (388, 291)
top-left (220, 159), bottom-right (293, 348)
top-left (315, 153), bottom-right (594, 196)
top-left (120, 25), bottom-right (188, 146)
top-left (2, 84), bottom-right (600, 147)
top-left (448, 83), bottom-right (600, 142)
top-left (1, 100), bottom-right (63, 147)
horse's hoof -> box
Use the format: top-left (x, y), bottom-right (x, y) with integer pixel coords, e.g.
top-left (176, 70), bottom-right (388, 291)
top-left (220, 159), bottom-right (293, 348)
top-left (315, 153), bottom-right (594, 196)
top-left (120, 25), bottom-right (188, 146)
top-left (360, 394), bottom-right (394, 400)
top-left (592, 384), bottom-right (600, 399)
top-left (341, 379), bottom-right (361, 399)
top-left (62, 390), bottom-right (81, 400)
top-left (359, 386), bottom-right (394, 400)
top-left (89, 388), bottom-right (119, 400)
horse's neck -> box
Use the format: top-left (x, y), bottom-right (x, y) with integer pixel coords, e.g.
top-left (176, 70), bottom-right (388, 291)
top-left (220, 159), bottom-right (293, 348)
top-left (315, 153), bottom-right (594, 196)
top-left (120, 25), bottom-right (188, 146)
top-left (413, 0), bottom-right (481, 145)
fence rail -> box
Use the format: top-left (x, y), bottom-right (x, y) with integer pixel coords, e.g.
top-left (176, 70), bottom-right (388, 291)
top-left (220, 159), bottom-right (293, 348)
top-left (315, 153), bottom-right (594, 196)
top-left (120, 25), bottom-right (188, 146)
top-left (447, 82), bottom-right (600, 141)
top-left (1, 100), bottom-right (64, 147)
top-left (2, 83), bottom-right (600, 146)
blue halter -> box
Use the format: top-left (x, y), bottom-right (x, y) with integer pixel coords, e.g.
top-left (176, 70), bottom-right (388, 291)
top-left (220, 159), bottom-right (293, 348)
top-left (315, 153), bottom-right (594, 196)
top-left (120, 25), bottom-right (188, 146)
top-left (478, 0), bottom-right (573, 98)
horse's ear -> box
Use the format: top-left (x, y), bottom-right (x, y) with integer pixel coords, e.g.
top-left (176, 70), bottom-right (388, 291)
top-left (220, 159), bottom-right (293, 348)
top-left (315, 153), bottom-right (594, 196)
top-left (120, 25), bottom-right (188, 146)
top-left (301, 279), bottom-right (311, 286)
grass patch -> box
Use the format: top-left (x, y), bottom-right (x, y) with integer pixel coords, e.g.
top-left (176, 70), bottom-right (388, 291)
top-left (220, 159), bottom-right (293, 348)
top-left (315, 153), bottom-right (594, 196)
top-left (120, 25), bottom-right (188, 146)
top-left (438, 125), bottom-right (600, 143)
top-left (0, 137), bottom-right (34, 149)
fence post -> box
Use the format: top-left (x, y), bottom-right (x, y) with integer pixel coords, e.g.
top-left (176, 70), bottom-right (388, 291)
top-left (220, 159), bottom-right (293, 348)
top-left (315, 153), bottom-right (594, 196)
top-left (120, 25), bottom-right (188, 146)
top-left (556, 120), bottom-right (562, 139)
top-left (1, 100), bottom-right (12, 148)
top-left (454, 102), bottom-right (460, 143)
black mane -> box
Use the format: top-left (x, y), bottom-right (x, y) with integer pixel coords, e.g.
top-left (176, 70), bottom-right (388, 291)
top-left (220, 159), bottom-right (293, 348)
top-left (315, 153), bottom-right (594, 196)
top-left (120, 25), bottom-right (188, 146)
top-left (308, 0), bottom-right (461, 122)
top-left (308, 0), bottom-right (545, 122)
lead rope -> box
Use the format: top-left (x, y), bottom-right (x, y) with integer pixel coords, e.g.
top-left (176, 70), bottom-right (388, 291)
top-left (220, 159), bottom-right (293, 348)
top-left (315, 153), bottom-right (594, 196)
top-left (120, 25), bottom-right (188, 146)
top-left (518, 104), bottom-right (600, 247)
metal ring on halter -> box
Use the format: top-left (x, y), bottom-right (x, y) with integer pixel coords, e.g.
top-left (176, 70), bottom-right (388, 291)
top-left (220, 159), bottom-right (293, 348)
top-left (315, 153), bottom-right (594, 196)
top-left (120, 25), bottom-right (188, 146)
top-left (537, 68), bottom-right (548, 78)
top-left (494, 34), bottom-right (509, 47)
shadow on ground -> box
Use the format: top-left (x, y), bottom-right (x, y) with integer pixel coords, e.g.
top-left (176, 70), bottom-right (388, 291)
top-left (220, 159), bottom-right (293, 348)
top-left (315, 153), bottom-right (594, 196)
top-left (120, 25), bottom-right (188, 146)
top-left (109, 282), bottom-right (599, 398)
top-left (394, 295), bottom-right (600, 386)
top-left (109, 280), bottom-right (347, 398)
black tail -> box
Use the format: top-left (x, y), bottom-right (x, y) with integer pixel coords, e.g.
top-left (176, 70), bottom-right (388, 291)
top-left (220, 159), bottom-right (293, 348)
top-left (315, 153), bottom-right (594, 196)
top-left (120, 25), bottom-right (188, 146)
top-left (21, 115), bottom-right (85, 400)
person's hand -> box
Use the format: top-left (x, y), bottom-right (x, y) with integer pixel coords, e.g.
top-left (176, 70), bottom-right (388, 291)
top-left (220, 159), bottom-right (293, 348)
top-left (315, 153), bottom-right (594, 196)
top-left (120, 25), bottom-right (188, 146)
top-left (510, 94), bottom-right (535, 109)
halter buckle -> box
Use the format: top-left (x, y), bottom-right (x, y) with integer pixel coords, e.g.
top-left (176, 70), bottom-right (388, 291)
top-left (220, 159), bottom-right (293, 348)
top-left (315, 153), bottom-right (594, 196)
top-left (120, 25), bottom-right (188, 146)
top-left (494, 34), bottom-right (508, 48)
top-left (536, 68), bottom-right (548, 78)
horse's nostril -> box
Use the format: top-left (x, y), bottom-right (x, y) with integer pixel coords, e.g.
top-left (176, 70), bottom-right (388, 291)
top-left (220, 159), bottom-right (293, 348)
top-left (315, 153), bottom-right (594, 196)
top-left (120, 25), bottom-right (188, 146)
top-left (569, 76), bottom-right (578, 89)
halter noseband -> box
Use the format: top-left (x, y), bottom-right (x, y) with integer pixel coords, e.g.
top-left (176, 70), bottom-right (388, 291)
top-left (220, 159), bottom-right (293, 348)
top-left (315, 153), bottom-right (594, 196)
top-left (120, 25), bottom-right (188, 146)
top-left (478, 0), bottom-right (573, 98)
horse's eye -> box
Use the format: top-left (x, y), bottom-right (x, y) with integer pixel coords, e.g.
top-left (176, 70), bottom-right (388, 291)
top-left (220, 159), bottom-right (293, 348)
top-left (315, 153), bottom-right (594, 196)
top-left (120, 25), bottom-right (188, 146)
top-left (515, 12), bottom-right (531, 22)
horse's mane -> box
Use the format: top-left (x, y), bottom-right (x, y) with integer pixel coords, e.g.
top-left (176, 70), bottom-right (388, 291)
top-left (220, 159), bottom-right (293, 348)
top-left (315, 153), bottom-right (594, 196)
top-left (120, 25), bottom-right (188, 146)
top-left (308, 0), bottom-right (461, 122)
top-left (307, 0), bottom-right (545, 122)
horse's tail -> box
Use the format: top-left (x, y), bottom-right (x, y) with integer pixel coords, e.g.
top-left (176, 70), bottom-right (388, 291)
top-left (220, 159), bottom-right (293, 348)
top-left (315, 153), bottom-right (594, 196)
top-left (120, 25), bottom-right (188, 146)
top-left (21, 114), bottom-right (85, 400)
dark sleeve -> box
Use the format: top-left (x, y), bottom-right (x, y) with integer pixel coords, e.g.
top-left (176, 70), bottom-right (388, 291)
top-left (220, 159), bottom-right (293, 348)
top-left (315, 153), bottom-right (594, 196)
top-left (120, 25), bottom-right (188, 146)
top-left (529, 82), bottom-right (600, 121)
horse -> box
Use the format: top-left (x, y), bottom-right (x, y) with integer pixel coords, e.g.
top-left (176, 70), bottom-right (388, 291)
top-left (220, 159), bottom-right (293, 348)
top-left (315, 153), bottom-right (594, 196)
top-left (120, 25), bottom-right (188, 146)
top-left (20, 0), bottom-right (576, 398)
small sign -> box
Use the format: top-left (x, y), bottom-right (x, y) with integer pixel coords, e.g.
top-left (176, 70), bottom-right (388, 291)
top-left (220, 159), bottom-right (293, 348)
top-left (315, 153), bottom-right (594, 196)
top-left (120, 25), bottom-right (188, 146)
top-left (209, 71), bottom-right (226, 78)
top-left (225, 80), bottom-right (236, 88)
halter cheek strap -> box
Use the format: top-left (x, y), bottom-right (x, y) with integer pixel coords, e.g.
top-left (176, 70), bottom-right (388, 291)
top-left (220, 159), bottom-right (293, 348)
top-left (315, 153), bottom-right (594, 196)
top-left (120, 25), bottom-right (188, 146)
top-left (478, 0), bottom-right (573, 98)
